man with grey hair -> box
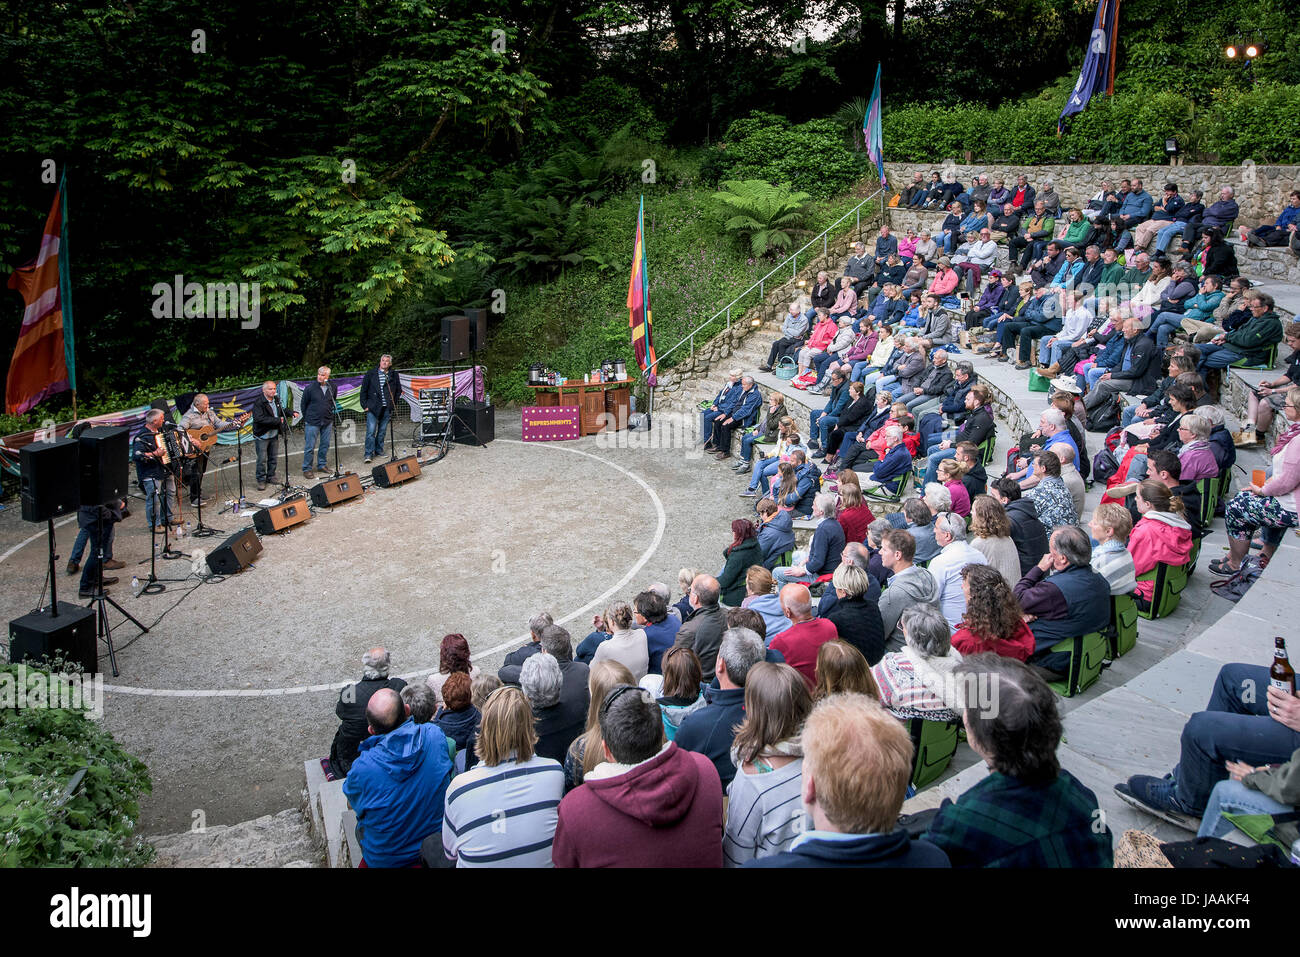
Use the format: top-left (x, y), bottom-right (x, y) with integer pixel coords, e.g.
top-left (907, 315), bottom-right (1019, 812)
top-left (709, 374), bottom-right (762, 460)
top-left (1011, 408), bottom-right (1078, 489)
top-left (179, 391), bottom-right (248, 506)
top-left (1082, 314), bottom-right (1159, 415)
top-left (133, 407), bottom-right (173, 532)
top-left (328, 646), bottom-right (407, 778)
top-left (300, 365), bottom-right (337, 479)
top-left (675, 627), bottom-right (767, 787)
top-left (762, 301), bottom-right (812, 372)
top-left (775, 492), bottom-right (844, 588)
top-left (361, 352), bottom-right (402, 463)
top-left (498, 611), bottom-right (554, 682)
top-left (650, 582), bottom-right (682, 622)
top-left (521, 652), bottom-right (580, 762)
top-left (675, 574), bottom-right (726, 681)
top-left (1014, 526), bottom-right (1112, 679)
top-left (845, 241), bottom-right (873, 294)
top-left (250, 379), bottom-right (287, 490)
top-left (927, 512), bottom-right (989, 627)
top-left (533, 623), bottom-right (590, 748)
top-left (818, 541), bottom-right (882, 617)
top-left (770, 584), bottom-right (840, 688)
top-left (865, 424), bottom-right (912, 494)
top-left (400, 681), bottom-right (438, 723)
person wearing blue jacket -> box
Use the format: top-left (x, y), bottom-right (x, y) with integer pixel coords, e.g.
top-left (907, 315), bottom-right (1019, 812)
top-left (756, 500), bottom-right (795, 569)
top-left (809, 371), bottom-right (850, 451)
top-left (700, 370), bottom-right (743, 447)
top-left (775, 493), bottom-right (844, 587)
top-left (342, 689), bottom-right (455, 868)
top-left (1248, 189), bottom-right (1300, 246)
top-left (708, 376), bottom-right (762, 459)
top-left (866, 427), bottom-right (912, 494)
top-left (777, 451), bottom-right (822, 517)
top-left (1114, 179), bottom-right (1154, 230)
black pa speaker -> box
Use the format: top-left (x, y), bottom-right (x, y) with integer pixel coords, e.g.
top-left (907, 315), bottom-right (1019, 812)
top-left (452, 402), bottom-right (495, 445)
top-left (8, 603), bottom-right (99, 675)
top-left (206, 527), bottom-right (263, 575)
top-left (19, 438), bottom-right (81, 521)
top-left (78, 426), bottom-right (130, 506)
top-left (441, 315), bottom-right (469, 361)
top-left (465, 307), bottom-right (488, 351)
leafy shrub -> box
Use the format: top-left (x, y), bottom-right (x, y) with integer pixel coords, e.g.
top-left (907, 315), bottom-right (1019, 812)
top-left (713, 112), bottom-right (869, 198)
top-left (713, 179), bottom-right (813, 257)
top-left (0, 663), bottom-right (154, 866)
top-left (1202, 83), bottom-right (1300, 164)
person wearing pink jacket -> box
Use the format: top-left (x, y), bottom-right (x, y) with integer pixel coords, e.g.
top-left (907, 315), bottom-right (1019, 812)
top-left (797, 309), bottom-right (840, 375)
top-left (1128, 481), bottom-right (1194, 608)
top-left (928, 258), bottom-right (959, 297)
top-left (829, 275), bottom-right (859, 320)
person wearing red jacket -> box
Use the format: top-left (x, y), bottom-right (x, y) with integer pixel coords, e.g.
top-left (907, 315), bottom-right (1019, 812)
top-left (552, 684), bottom-right (723, 868)
top-left (1128, 480), bottom-right (1194, 608)
top-left (950, 565), bottom-right (1036, 662)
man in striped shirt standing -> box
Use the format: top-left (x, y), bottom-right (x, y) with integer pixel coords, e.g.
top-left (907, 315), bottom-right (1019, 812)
top-left (441, 687), bottom-right (564, 867)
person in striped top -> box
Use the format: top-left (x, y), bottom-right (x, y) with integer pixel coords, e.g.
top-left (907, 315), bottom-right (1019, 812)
top-left (1088, 503), bottom-right (1138, 596)
top-left (441, 686), bottom-right (564, 868)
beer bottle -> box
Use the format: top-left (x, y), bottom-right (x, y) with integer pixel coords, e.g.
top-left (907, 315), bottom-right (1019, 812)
top-left (1271, 637), bottom-right (1296, 695)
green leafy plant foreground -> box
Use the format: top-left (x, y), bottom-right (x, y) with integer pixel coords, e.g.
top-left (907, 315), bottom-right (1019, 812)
top-left (0, 664), bottom-right (153, 867)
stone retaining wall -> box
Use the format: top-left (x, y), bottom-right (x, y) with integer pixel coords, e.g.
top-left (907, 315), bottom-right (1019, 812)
top-left (883, 162), bottom-right (1300, 229)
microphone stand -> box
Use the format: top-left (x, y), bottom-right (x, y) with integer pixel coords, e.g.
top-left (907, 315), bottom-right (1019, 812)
top-left (219, 421), bottom-right (247, 515)
top-left (331, 394), bottom-right (342, 479)
top-left (278, 403), bottom-right (294, 501)
top-left (191, 449), bottom-right (219, 539)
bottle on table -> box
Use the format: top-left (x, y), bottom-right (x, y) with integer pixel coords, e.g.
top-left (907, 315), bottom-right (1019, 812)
top-left (1271, 637), bottom-right (1295, 695)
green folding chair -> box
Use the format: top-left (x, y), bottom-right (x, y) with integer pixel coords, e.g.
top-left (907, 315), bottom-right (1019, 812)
top-left (1229, 343), bottom-right (1278, 371)
top-left (907, 718), bottom-right (961, 790)
top-left (864, 467), bottom-right (913, 509)
top-left (978, 432), bottom-right (997, 466)
top-left (1135, 560), bottom-right (1191, 620)
top-left (1107, 593), bottom-right (1138, 659)
top-left (1046, 631), bottom-right (1108, 697)
top-left (1194, 476), bottom-right (1220, 531)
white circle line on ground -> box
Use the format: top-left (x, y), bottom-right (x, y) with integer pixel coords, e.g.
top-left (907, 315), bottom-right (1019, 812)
top-left (0, 514), bottom-right (78, 564)
top-left (94, 437), bottom-right (667, 697)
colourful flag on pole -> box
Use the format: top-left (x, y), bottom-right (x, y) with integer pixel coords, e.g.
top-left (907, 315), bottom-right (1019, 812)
top-left (627, 195), bottom-right (657, 382)
top-left (864, 63), bottom-right (887, 188)
top-left (1058, 0), bottom-right (1121, 133)
top-left (6, 172), bottom-right (76, 415)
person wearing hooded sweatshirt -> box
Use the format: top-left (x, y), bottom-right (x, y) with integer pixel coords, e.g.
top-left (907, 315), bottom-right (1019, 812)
top-left (876, 528), bottom-right (941, 653)
top-left (553, 683), bottom-right (724, 868)
top-left (654, 646), bottom-right (708, 742)
top-left (342, 688), bottom-right (454, 868)
top-left (991, 478), bottom-right (1050, 576)
top-left (756, 499), bottom-right (795, 569)
top-left (1128, 481), bottom-right (1194, 610)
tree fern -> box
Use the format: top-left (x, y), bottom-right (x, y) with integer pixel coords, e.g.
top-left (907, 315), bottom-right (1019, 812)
top-left (712, 179), bottom-right (812, 258)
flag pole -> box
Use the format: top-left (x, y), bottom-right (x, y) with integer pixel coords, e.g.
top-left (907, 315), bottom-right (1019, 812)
top-left (1107, 0), bottom-right (1121, 97)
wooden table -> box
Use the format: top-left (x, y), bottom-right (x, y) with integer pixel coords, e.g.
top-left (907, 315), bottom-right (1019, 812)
top-left (527, 380), bottom-right (631, 436)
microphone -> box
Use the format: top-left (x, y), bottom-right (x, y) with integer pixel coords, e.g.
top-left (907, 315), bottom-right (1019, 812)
top-left (160, 422), bottom-right (180, 431)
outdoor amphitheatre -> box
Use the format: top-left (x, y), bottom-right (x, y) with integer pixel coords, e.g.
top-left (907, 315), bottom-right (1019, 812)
top-left (1, 0), bottom-right (1298, 888)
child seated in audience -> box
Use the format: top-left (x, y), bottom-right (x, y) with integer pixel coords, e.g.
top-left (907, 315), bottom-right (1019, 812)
top-left (1088, 503), bottom-right (1138, 596)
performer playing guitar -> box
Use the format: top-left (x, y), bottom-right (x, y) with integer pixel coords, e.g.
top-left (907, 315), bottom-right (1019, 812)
top-left (178, 394), bottom-right (250, 507)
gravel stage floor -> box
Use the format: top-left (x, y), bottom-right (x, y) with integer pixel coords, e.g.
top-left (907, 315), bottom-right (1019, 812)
top-left (0, 407), bottom-right (747, 833)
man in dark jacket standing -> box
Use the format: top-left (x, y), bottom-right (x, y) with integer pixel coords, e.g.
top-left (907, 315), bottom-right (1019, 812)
top-left (250, 380), bottom-right (287, 491)
top-left (1083, 316), bottom-right (1158, 414)
top-left (747, 693), bottom-right (949, 868)
top-left (300, 365), bottom-right (337, 479)
top-left (674, 575), bottom-right (726, 680)
top-left (329, 647), bottom-right (407, 778)
top-left (675, 628), bottom-right (766, 788)
top-left (360, 353), bottom-right (402, 463)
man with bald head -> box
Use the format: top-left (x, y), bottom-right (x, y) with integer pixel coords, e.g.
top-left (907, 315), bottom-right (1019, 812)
top-left (251, 379), bottom-right (287, 491)
top-left (673, 573), bottom-right (726, 680)
top-left (179, 392), bottom-right (248, 507)
top-left (769, 583), bottom-right (840, 688)
top-left (342, 687), bottom-right (455, 868)
top-left (328, 646), bottom-right (407, 778)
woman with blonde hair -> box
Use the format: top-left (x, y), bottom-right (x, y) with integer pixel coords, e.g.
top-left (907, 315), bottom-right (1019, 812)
top-left (590, 600), bottom-right (649, 680)
top-left (969, 494), bottom-right (1021, 586)
top-left (724, 662), bottom-right (813, 866)
top-left (813, 640), bottom-right (881, 700)
top-left (441, 686), bottom-right (564, 868)
top-left (938, 457), bottom-right (970, 517)
top-left (564, 660), bottom-right (635, 792)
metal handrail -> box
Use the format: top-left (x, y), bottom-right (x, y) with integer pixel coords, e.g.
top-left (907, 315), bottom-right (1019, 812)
top-left (650, 185), bottom-right (888, 374)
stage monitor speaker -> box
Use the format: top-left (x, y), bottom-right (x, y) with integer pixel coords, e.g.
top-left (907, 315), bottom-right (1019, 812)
top-left (19, 438), bottom-right (81, 522)
top-left (441, 315), bottom-right (469, 361)
top-left (8, 603), bottom-right (98, 675)
top-left (206, 527), bottom-right (263, 575)
top-left (78, 426), bottom-right (130, 506)
top-left (371, 455), bottom-right (422, 487)
top-left (252, 496), bottom-right (311, 535)
top-left (309, 472), bottom-right (364, 507)
top-left (453, 402), bottom-right (495, 445)
top-left (464, 307), bottom-right (488, 351)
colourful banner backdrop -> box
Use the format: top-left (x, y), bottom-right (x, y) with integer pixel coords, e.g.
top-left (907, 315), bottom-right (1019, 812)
top-left (864, 63), bottom-right (887, 188)
top-left (522, 406), bottom-right (580, 441)
top-left (0, 366), bottom-right (484, 475)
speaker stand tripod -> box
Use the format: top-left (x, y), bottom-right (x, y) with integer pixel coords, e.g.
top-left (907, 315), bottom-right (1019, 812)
top-left (85, 511), bottom-right (147, 677)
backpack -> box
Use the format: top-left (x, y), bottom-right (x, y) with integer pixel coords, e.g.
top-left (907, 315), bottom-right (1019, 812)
top-left (1085, 393), bottom-right (1122, 433)
top-left (1210, 558), bottom-right (1262, 603)
top-left (1092, 448), bottom-right (1120, 484)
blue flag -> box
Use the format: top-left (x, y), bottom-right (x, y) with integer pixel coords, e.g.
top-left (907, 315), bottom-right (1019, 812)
top-left (1059, 0), bottom-right (1120, 133)
top-left (863, 63), bottom-right (886, 188)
